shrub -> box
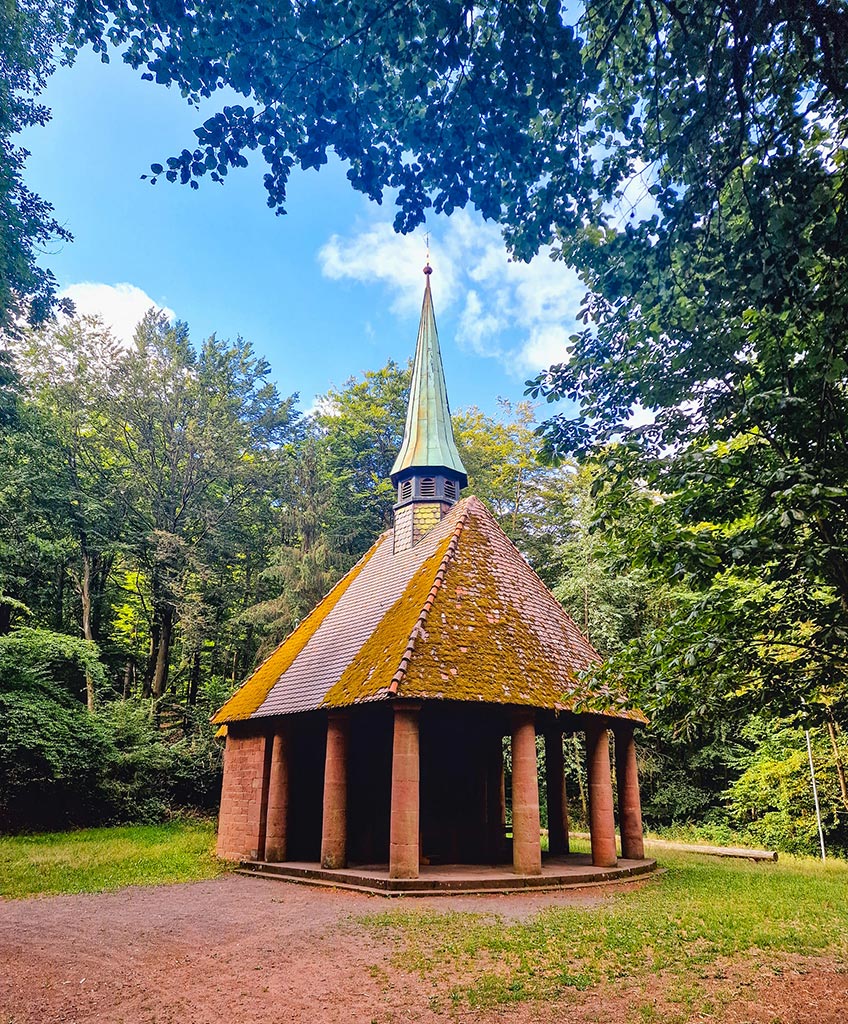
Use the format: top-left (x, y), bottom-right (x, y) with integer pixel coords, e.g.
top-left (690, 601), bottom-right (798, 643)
top-left (0, 626), bottom-right (104, 703)
top-left (0, 689), bottom-right (113, 829)
top-left (0, 628), bottom-right (223, 831)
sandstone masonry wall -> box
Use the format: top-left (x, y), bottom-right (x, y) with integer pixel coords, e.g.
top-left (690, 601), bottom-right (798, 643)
top-left (216, 728), bottom-right (270, 860)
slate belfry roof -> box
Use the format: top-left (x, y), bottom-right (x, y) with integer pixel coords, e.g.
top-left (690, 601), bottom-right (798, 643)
top-left (212, 496), bottom-right (642, 724)
top-left (390, 266), bottom-right (468, 486)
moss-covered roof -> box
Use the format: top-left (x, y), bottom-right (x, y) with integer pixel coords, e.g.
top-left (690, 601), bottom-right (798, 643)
top-left (212, 497), bottom-right (642, 724)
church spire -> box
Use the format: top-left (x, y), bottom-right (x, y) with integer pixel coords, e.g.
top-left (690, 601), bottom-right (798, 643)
top-left (391, 264), bottom-right (467, 553)
top-left (390, 264), bottom-right (468, 488)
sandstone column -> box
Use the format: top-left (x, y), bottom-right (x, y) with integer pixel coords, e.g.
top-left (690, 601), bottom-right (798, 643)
top-left (585, 717), bottom-right (617, 867)
top-left (320, 712), bottom-right (348, 869)
top-left (511, 709), bottom-right (542, 875)
top-left (614, 722), bottom-right (645, 859)
top-left (389, 702), bottom-right (420, 879)
top-left (264, 728), bottom-right (290, 862)
top-left (545, 728), bottom-right (570, 856)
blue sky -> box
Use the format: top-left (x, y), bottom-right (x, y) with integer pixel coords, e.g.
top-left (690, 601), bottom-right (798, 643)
top-left (22, 48), bottom-right (589, 417)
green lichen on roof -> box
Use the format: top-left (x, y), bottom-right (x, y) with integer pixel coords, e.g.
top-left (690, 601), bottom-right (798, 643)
top-left (396, 498), bottom-right (644, 719)
top-left (390, 270), bottom-right (468, 485)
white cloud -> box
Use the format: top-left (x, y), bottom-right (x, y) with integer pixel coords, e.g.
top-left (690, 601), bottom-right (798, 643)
top-left (319, 225), bottom-right (461, 315)
top-left (521, 324), bottom-right (572, 371)
top-left (626, 403), bottom-right (656, 428)
top-left (302, 394), bottom-right (338, 419)
top-left (317, 210), bottom-right (585, 376)
top-left (59, 282), bottom-right (175, 346)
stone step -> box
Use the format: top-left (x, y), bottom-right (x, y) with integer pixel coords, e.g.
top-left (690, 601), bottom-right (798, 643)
top-left (235, 856), bottom-right (658, 896)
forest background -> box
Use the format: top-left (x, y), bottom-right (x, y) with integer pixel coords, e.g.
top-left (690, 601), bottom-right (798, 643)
top-left (3, 0), bottom-right (848, 859)
top-left (1, 309), bottom-right (845, 855)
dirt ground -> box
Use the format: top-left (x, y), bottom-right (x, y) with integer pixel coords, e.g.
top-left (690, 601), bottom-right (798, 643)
top-left (1, 874), bottom-right (845, 1024)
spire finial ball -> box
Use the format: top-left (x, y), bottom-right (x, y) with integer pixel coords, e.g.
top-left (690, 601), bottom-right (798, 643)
top-left (423, 263), bottom-right (432, 275)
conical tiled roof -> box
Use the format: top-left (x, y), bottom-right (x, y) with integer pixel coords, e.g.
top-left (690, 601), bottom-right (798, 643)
top-left (212, 497), bottom-right (642, 724)
top-left (389, 269), bottom-right (468, 486)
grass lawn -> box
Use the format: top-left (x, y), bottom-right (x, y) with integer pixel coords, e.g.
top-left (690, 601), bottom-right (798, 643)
top-left (0, 819), bottom-right (226, 899)
top-left (365, 844), bottom-right (848, 1011)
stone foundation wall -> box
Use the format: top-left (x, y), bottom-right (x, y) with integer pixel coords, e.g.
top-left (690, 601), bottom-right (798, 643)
top-left (216, 728), bottom-right (270, 860)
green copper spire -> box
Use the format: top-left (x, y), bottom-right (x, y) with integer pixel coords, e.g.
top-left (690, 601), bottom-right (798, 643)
top-left (390, 265), bottom-right (468, 486)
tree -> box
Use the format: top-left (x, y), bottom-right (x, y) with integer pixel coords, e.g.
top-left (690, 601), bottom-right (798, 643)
top-left (1, 0), bottom-right (73, 332)
top-left (241, 435), bottom-right (346, 652)
top-left (548, 466), bottom-right (676, 656)
top-left (111, 311), bottom-right (299, 697)
top-left (726, 717), bottom-right (848, 855)
top-left (61, 3), bottom-right (848, 729)
top-left (67, 2), bottom-right (847, 255)
top-left (314, 360), bottom-right (411, 554)
top-left (453, 399), bottom-right (579, 579)
top-left (69, 0), bottom-right (589, 248)
top-left (13, 316), bottom-right (128, 708)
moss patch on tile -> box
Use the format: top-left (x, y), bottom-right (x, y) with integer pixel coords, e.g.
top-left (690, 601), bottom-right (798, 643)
top-left (399, 512), bottom-right (571, 706)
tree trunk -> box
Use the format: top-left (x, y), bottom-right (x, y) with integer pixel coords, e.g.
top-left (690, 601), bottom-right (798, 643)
top-left (144, 617), bottom-right (160, 697)
top-left (826, 715), bottom-right (848, 811)
top-left (151, 605), bottom-right (175, 698)
top-left (583, 583), bottom-right (590, 639)
top-left (0, 603), bottom-right (11, 636)
top-left (80, 549), bottom-right (96, 712)
top-left (123, 660), bottom-right (134, 699)
top-left (187, 649), bottom-right (201, 707)
top-left (89, 555), bottom-right (114, 644)
top-left (573, 733), bottom-right (588, 822)
top-left (80, 550), bottom-right (93, 642)
top-left (54, 564), bottom-right (65, 631)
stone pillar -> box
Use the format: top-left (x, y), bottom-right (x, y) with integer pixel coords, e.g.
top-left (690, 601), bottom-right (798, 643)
top-left (614, 722), bottom-right (645, 860)
top-left (545, 729), bottom-right (570, 856)
top-left (389, 702), bottom-right (420, 879)
top-left (255, 734), bottom-right (273, 860)
top-left (585, 717), bottom-right (617, 867)
top-left (264, 729), bottom-right (290, 862)
top-left (320, 712), bottom-right (348, 869)
top-left (511, 709), bottom-right (542, 875)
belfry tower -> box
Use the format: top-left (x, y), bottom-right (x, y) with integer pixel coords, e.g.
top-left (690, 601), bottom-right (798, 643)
top-left (390, 264), bottom-right (468, 552)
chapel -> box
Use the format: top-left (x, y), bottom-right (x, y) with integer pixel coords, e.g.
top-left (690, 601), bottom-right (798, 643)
top-left (212, 265), bottom-right (651, 890)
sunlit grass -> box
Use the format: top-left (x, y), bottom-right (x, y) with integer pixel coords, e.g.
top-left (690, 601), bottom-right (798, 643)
top-left (0, 819), bottom-right (226, 899)
top-left (363, 850), bottom-right (848, 1008)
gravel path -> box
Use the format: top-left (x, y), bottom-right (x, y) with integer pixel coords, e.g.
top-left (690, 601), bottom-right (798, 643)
top-left (0, 875), bottom-right (845, 1023)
